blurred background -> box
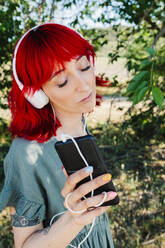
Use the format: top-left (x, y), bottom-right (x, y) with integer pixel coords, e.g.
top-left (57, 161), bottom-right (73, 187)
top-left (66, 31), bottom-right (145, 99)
top-left (0, 0), bottom-right (164, 247)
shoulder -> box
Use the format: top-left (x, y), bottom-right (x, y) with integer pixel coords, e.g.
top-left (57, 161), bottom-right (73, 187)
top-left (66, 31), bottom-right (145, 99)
top-left (10, 136), bottom-right (57, 153)
top-left (3, 138), bottom-right (44, 178)
top-left (6, 137), bottom-right (45, 164)
top-left (3, 136), bottom-right (60, 179)
top-left (11, 137), bottom-right (43, 154)
top-left (5, 136), bottom-right (59, 170)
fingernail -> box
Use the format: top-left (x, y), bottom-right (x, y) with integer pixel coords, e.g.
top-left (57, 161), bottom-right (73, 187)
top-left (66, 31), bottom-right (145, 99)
top-left (85, 166), bottom-right (93, 174)
top-left (108, 191), bottom-right (117, 198)
top-left (102, 173), bottom-right (112, 182)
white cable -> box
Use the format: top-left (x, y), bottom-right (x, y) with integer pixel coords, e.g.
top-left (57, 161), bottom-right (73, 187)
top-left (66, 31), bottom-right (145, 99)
top-left (65, 192), bottom-right (86, 214)
top-left (94, 191), bottom-right (107, 207)
top-left (67, 217), bottom-right (95, 248)
top-left (64, 191), bottom-right (107, 214)
top-left (49, 211), bottom-right (66, 227)
top-left (61, 134), bottom-right (89, 167)
top-left (50, 210), bottom-right (96, 248)
top-left (82, 113), bottom-right (88, 135)
top-left (77, 218), bottom-right (95, 248)
top-left (50, 116), bottom-right (107, 247)
top-left (60, 134), bottom-right (94, 197)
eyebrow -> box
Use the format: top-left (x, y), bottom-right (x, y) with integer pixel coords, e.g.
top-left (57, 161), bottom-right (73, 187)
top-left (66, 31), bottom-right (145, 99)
top-left (50, 68), bottom-right (64, 80)
top-left (50, 55), bottom-right (84, 80)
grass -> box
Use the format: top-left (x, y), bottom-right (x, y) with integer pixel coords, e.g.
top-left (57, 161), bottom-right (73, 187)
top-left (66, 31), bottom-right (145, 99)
top-left (89, 121), bottom-right (165, 248)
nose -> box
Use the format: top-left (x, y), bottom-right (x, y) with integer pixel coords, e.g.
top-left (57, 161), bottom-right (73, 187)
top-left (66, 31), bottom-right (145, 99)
top-left (73, 72), bottom-right (90, 92)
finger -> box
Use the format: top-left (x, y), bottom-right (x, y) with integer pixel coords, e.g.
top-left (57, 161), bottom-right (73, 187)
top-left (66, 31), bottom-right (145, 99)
top-left (61, 166), bottom-right (93, 197)
top-left (62, 165), bottom-right (68, 177)
top-left (69, 191), bottom-right (117, 212)
top-left (67, 173), bottom-right (112, 204)
top-left (73, 206), bottom-right (110, 226)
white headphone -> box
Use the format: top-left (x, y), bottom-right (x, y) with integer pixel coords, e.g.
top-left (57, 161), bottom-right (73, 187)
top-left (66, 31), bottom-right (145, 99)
top-left (13, 23), bottom-right (94, 109)
top-left (12, 24), bottom-right (50, 109)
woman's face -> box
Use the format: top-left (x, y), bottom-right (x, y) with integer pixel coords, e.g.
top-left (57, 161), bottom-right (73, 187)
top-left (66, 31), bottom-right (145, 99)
top-left (42, 55), bottom-right (96, 117)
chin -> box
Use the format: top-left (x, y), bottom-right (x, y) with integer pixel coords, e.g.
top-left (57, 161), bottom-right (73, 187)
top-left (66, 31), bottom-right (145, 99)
top-left (82, 100), bottom-right (96, 113)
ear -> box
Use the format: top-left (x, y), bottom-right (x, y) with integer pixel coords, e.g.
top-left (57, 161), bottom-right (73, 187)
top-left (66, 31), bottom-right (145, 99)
top-left (89, 55), bottom-right (95, 71)
top-left (89, 55), bottom-right (93, 64)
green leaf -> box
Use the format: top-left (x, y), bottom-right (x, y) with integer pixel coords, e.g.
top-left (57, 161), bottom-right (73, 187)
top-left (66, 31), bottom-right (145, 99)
top-left (146, 47), bottom-right (155, 57)
top-left (133, 86), bottom-right (149, 105)
top-left (136, 81), bottom-right (149, 91)
top-left (140, 59), bottom-right (151, 70)
top-left (133, 71), bottom-right (150, 83)
top-left (126, 80), bottom-right (140, 94)
top-left (137, 86), bottom-right (149, 102)
top-left (127, 71), bottom-right (150, 94)
top-left (152, 86), bottom-right (164, 108)
top-left (133, 93), bottom-right (139, 105)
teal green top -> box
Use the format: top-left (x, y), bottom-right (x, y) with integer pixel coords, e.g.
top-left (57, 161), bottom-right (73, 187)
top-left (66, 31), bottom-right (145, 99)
top-left (0, 136), bottom-right (114, 247)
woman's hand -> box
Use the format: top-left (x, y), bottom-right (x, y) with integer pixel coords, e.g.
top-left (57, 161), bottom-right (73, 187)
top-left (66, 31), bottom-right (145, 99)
top-left (61, 166), bottom-right (117, 227)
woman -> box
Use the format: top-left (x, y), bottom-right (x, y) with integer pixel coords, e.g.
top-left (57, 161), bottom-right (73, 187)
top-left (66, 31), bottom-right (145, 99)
top-left (0, 23), bottom-right (117, 248)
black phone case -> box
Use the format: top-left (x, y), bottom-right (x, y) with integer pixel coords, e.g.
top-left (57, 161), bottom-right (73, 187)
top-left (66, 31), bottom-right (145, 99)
top-left (55, 134), bottom-right (119, 206)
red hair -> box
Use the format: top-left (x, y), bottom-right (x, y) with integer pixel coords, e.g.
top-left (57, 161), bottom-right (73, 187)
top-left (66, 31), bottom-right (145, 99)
top-left (9, 23), bottom-right (107, 142)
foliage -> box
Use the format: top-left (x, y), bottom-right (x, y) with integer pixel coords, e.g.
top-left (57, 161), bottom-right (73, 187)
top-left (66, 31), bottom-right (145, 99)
top-left (90, 123), bottom-right (165, 248)
top-left (0, 209), bottom-right (13, 248)
top-left (126, 47), bottom-right (164, 108)
top-left (0, 118), bottom-right (12, 190)
top-left (106, 1), bottom-right (165, 148)
top-left (107, 1), bottom-right (165, 110)
top-left (0, 117), bottom-right (13, 247)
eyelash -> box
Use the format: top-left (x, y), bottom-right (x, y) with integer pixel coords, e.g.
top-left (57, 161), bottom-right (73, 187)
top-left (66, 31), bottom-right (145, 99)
top-left (81, 65), bottom-right (91, 72)
top-left (58, 65), bottom-right (91, 88)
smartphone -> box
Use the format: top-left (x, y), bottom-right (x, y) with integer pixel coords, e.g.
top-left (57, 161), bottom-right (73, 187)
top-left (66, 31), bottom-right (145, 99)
top-left (54, 134), bottom-right (119, 206)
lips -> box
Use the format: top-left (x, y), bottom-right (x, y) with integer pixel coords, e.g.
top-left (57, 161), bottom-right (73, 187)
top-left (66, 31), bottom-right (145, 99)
top-left (81, 92), bottom-right (92, 102)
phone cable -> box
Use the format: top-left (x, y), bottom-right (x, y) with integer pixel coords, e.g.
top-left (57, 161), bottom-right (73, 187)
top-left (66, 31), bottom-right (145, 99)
top-left (50, 133), bottom-right (107, 248)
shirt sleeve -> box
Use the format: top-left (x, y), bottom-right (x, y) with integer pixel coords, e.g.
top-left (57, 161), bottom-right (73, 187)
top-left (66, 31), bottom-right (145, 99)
top-left (0, 138), bottom-right (46, 224)
top-left (11, 213), bottom-right (41, 227)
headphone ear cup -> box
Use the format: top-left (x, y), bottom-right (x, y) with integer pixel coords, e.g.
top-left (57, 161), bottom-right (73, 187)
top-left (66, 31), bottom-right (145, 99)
top-left (12, 25), bottom-right (50, 109)
top-left (24, 89), bottom-right (49, 109)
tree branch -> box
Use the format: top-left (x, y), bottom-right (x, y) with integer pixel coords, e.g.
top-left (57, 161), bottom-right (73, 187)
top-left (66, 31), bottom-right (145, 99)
top-left (37, 0), bottom-right (46, 22)
top-left (142, 233), bottom-right (165, 246)
top-left (153, 26), bottom-right (165, 47)
top-left (139, 0), bottom-right (160, 31)
top-left (49, 0), bottom-right (55, 21)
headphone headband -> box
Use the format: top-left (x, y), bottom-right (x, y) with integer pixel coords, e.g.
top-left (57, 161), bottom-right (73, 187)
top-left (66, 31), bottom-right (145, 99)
top-left (12, 24), bottom-right (53, 109)
top-left (13, 23), bottom-right (93, 109)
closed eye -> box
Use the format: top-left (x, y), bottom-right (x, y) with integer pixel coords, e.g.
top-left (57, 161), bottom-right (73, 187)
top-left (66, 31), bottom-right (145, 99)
top-left (81, 65), bottom-right (91, 71)
top-left (58, 80), bottom-right (68, 88)
top-left (57, 65), bottom-right (91, 88)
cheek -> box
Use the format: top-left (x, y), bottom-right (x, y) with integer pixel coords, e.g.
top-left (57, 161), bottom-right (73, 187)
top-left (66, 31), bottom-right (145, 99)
top-left (43, 82), bottom-right (70, 103)
top-left (50, 88), bottom-right (75, 106)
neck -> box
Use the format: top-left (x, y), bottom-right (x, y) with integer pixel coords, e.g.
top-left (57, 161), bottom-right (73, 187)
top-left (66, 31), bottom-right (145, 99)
top-left (55, 111), bottom-right (87, 140)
